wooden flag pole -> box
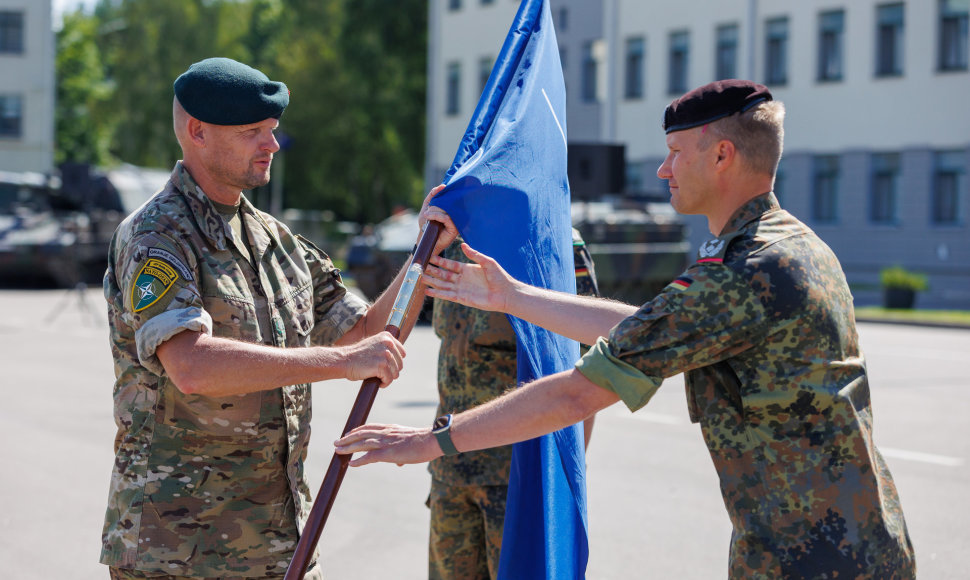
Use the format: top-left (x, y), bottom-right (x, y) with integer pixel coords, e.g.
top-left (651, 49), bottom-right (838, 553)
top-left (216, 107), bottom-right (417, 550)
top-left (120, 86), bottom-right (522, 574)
top-left (284, 220), bottom-right (444, 580)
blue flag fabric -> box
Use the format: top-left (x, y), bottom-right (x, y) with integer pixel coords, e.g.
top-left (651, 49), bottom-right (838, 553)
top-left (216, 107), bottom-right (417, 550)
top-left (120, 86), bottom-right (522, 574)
top-left (431, 0), bottom-right (589, 577)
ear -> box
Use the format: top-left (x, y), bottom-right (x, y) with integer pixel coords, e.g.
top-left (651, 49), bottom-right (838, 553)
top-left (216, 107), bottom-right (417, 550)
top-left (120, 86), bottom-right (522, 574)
top-left (186, 117), bottom-right (206, 147)
top-left (713, 139), bottom-right (736, 172)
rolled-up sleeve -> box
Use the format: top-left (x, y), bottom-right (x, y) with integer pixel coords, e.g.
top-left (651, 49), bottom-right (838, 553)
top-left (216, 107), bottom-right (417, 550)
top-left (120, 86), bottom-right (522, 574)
top-left (135, 307), bottom-right (213, 375)
top-left (576, 262), bottom-right (771, 412)
top-left (576, 337), bottom-right (662, 411)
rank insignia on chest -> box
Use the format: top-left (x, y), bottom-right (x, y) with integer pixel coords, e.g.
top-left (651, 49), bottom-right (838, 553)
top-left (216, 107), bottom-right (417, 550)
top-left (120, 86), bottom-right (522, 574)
top-left (132, 257), bottom-right (180, 312)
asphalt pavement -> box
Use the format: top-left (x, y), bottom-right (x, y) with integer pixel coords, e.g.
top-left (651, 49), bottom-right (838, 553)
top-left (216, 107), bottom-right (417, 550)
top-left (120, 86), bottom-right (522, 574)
top-left (0, 286), bottom-right (967, 579)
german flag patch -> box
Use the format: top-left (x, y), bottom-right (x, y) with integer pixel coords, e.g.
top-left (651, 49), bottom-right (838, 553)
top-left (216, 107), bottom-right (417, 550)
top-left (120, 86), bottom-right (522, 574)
top-left (132, 257), bottom-right (180, 312)
top-left (668, 276), bottom-right (693, 291)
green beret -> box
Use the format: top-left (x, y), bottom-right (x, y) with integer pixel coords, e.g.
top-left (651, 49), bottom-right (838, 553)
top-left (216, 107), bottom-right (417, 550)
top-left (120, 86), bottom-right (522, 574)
top-left (174, 57), bottom-right (289, 126)
top-left (663, 79), bottom-right (772, 134)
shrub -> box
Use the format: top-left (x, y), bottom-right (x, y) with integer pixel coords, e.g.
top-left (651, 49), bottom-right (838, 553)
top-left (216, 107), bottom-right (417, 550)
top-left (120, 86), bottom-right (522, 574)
top-left (880, 265), bottom-right (929, 292)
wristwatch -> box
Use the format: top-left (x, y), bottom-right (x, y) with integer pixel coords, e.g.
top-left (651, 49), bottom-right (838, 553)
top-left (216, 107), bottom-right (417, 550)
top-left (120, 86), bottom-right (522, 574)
top-left (432, 414), bottom-right (460, 456)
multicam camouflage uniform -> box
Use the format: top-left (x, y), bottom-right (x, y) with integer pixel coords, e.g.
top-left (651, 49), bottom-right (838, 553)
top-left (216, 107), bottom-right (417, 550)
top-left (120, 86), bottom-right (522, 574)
top-left (577, 192), bottom-right (916, 579)
top-left (429, 232), bottom-right (599, 580)
top-left (100, 162), bottom-right (367, 578)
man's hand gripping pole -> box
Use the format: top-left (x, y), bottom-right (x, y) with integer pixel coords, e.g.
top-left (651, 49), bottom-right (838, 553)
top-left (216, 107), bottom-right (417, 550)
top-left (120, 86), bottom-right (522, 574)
top-left (284, 220), bottom-right (444, 580)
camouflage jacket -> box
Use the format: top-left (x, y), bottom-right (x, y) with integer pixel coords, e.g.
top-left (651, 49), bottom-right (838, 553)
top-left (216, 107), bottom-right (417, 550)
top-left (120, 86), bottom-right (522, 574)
top-left (100, 162), bottom-right (368, 577)
top-left (576, 193), bottom-right (915, 579)
top-left (431, 231), bottom-right (599, 486)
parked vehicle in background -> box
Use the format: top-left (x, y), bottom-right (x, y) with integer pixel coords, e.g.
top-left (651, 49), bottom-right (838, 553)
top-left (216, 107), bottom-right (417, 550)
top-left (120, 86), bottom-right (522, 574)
top-left (345, 197), bottom-right (690, 308)
top-left (0, 164), bottom-right (167, 288)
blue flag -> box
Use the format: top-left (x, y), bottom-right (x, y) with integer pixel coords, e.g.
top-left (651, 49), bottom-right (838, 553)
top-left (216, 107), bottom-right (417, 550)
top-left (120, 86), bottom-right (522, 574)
top-left (431, 0), bottom-right (588, 577)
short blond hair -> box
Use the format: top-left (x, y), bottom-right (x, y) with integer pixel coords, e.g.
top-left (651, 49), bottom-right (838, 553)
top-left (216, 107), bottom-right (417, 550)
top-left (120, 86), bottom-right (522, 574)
top-left (699, 100), bottom-right (785, 176)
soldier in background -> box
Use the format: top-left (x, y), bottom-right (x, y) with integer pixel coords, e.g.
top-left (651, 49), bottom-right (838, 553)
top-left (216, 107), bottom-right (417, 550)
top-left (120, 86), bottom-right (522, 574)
top-left (428, 230), bottom-right (599, 580)
top-left (99, 57), bottom-right (457, 579)
top-left (337, 80), bottom-right (917, 578)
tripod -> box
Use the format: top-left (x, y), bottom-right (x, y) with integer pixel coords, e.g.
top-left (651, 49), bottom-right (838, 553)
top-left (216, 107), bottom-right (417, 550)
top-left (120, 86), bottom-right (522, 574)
top-left (44, 242), bottom-right (102, 326)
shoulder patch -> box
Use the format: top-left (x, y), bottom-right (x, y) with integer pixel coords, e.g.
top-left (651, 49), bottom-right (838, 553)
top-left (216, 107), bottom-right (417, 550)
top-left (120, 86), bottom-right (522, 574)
top-left (131, 255), bottom-right (181, 312)
top-left (147, 248), bottom-right (193, 281)
top-left (667, 276), bottom-right (693, 291)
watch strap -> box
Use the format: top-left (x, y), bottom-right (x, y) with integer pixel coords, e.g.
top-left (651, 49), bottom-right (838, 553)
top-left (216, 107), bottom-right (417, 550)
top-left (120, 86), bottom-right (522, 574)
top-left (433, 414), bottom-right (460, 456)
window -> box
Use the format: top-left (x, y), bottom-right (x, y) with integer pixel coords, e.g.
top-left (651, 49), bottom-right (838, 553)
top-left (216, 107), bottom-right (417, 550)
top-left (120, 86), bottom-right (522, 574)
top-left (716, 24), bottom-right (739, 80)
top-left (624, 36), bottom-right (645, 99)
top-left (939, 0), bottom-right (969, 70)
top-left (813, 155), bottom-right (840, 223)
top-left (876, 4), bottom-right (905, 76)
top-left (480, 0), bottom-right (494, 5)
top-left (765, 17), bottom-right (789, 85)
top-left (448, 0), bottom-right (461, 11)
top-left (581, 42), bottom-right (598, 103)
top-left (478, 57), bottom-right (493, 93)
top-left (870, 153), bottom-right (900, 224)
top-left (818, 10), bottom-right (845, 81)
top-left (0, 11), bottom-right (23, 54)
top-left (446, 62), bottom-right (461, 116)
top-left (558, 7), bottom-right (568, 31)
top-left (668, 31), bottom-right (689, 95)
top-left (0, 95), bottom-right (22, 138)
top-left (933, 150), bottom-right (965, 224)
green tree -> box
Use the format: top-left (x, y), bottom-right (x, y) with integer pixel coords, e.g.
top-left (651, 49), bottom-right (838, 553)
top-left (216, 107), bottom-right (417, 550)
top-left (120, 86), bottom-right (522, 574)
top-left (271, 0), bottom-right (427, 223)
top-left (55, 10), bottom-right (114, 166)
top-left (55, 0), bottom-right (428, 225)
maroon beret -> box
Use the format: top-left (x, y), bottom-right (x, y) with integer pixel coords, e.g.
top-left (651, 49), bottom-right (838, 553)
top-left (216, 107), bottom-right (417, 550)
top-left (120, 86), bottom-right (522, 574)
top-left (663, 80), bottom-right (772, 134)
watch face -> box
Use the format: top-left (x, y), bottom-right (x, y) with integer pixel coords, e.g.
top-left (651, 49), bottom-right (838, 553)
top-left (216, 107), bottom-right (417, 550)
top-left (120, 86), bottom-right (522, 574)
top-left (433, 415), bottom-right (450, 431)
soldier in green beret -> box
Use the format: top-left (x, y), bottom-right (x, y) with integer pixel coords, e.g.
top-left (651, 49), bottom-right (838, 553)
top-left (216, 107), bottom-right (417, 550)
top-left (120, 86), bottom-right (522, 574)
top-left (427, 230), bottom-right (600, 580)
top-left (335, 80), bottom-right (917, 579)
top-left (99, 57), bottom-right (458, 579)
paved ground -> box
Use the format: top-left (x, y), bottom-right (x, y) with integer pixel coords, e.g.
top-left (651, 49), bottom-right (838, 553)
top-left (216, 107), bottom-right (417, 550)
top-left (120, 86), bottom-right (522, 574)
top-left (0, 286), bottom-right (967, 578)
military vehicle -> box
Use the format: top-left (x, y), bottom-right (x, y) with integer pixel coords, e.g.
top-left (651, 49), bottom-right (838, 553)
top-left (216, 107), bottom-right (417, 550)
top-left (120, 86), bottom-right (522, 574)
top-left (0, 164), bottom-right (167, 288)
top-left (345, 144), bottom-right (690, 307)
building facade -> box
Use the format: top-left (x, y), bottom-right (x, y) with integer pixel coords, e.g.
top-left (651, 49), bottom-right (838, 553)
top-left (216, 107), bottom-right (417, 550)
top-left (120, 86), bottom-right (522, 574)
top-left (425, 0), bottom-right (605, 185)
top-left (428, 0), bottom-right (970, 308)
top-left (0, 0), bottom-right (54, 174)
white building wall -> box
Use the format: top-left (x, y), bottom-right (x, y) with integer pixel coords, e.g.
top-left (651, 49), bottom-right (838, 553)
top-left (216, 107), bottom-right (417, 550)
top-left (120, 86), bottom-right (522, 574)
top-left (426, 0), bottom-right (603, 184)
top-left (429, 0), bottom-right (970, 308)
top-left (613, 0), bottom-right (969, 163)
top-left (0, 0), bottom-right (55, 173)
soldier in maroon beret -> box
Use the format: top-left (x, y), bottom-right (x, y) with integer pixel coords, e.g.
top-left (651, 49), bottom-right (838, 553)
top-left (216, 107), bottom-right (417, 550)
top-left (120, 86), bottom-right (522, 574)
top-left (336, 80), bottom-right (917, 579)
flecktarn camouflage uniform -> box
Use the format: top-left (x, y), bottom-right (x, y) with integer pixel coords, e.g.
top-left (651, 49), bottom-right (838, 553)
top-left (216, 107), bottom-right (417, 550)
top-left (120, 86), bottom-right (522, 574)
top-left (100, 162), bottom-right (368, 577)
top-left (576, 193), bottom-right (915, 579)
top-left (429, 232), bottom-right (599, 580)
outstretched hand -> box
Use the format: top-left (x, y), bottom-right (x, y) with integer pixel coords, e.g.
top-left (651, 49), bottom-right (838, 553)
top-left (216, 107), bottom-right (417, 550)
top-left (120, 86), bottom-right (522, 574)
top-left (422, 244), bottom-right (515, 313)
top-left (334, 423), bottom-right (442, 467)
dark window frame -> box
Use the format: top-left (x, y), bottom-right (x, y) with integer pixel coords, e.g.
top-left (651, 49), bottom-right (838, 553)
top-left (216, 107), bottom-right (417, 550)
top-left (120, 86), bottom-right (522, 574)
top-left (716, 23), bottom-right (739, 80)
top-left (0, 11), bottom-right (24, 54)
top-left (624, 36), bottom-right (646, 99)
top-left (668, 30), bottom-right (690, 95)
top-left (939, 0), bottom-right (969, 71)
top-left (0, 94), bottom-right (23, 138)
top-left (765, 17), bottom-right (789, 86)
top-left (445, 62), bottom-right (461, 116)
top-left (818, 10), bottom-right (846, 82)
top-left (875, 3), bottom-right (905, 77)
top-left (870, 153), bottom-right (901, 225)
top-left (813, 155), bottom-right (840, 224)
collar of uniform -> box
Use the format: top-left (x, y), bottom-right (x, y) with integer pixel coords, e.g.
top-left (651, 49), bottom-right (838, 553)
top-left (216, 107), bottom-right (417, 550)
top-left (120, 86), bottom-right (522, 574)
top-left (718, 191), bottom-right (780, 237)
top-left (237, 194), bottom-right (281, 255)
top-left (173, 161), bottom-right (235, 251)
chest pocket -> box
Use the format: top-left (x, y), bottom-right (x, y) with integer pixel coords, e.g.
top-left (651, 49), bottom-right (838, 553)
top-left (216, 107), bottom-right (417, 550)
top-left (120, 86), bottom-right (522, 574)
top-left (275, 280), bottom-right (315, 347)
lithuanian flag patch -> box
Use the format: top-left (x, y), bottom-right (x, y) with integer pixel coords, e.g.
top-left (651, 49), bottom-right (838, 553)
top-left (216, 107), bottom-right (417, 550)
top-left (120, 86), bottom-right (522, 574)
top-left (132, 258), bottom-right (180, 312)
